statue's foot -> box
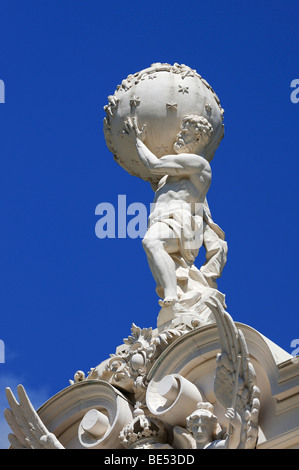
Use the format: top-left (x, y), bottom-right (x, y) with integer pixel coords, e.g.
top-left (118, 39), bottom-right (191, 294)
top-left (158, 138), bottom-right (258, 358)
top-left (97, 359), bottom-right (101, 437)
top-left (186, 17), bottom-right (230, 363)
top-left (158, 296), bottom-right (179, 307)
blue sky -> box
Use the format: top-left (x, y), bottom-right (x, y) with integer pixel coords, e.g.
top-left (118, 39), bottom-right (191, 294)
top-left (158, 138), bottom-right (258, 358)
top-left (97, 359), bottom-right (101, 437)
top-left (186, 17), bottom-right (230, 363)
top-left (0, 0), bottom-right (298, 448)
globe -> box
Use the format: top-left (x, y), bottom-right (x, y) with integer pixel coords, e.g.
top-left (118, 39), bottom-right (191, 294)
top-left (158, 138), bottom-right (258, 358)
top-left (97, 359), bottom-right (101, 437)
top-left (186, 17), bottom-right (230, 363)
top-left (103, 63), bottom-right (224, 183)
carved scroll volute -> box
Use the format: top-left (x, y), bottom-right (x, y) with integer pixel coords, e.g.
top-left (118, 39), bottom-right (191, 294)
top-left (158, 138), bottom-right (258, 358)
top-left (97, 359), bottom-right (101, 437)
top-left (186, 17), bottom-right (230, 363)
top-left (146, 374), bottom-right (203, 427)
top-left (77, 383), bottom-right (134, 449)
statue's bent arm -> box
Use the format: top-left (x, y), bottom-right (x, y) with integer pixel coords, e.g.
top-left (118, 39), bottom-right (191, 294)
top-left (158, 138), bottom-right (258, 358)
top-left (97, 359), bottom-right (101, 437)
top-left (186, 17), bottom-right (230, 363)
top-left (136, 139), bottom-right (211, 177)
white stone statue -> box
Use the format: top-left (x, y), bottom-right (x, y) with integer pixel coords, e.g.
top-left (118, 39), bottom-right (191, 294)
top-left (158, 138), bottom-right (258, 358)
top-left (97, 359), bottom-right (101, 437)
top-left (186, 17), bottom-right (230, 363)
top-left (103, 63), bottom-right (228, 314)
top-left (122, 115), bottom-right (213, 306)
top-left (175, 402), bottom-right (242, 449)
top-left (3, 64), bottom-right (263, 450)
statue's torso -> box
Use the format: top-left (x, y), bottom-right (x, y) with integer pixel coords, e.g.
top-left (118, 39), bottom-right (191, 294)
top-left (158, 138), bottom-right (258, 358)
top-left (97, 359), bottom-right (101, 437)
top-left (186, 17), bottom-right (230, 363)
top-left (151, 172), bottom-right (210, 218)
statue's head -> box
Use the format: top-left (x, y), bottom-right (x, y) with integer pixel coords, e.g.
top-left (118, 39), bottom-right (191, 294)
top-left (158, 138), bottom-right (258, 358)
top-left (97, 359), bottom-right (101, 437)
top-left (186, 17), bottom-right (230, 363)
top-left (174, 115), bottom-right (213, 156)
top-left (186, 402), bottom-right (220, 445)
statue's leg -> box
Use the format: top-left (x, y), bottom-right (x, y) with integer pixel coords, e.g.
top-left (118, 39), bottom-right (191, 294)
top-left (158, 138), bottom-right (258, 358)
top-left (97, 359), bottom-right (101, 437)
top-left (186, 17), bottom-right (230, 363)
top-left (142, 223), bottom-right (179, 303)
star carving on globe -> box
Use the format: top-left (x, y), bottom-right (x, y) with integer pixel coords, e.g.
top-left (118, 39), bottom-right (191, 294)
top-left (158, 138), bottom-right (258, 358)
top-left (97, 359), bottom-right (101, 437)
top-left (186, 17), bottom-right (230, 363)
top-left (178, 85), bottom-right (189, 94)
top-left (166, 102), bottom-right (178, 111)
top-left (130, 95), bottom-right (140, 107)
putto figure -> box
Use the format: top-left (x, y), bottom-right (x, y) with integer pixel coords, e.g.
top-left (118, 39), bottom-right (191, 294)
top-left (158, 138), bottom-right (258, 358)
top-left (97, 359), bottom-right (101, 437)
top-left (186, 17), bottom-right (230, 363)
top-left (123, 115), bottom-right (226, 306)
top-left (185, 402), bottom-right (242, 449)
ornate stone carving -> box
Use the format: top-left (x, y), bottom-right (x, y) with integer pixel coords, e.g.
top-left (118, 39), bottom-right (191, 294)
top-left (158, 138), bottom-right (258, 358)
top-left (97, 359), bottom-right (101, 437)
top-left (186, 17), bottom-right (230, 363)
top-left (130, 95), bottom-right (140, 108)
top-left (144, 296), bottom-right (261, 449)
top-left (183, 401), bottom-right (240, 449)
top-left (208, 297), bottom-right (261, 449)
top-left (119, 404), bottom-right (170, 449)
top-left (146, 374), bottom-right (204, 427)
top-left (4, 381), bottom-right (134, 449)
top-left (166, 102), bottom-right (178, 111)
top-left (10, 63), bottom-right (297, 450)
top-left (103, 95), bottom-right (119, 117)
top-left (178, 85), bottom-right (189, 94)
top-left (87, 323), bottom-right (190, 403)
top-left (4, 385), bottom-right (64, 449)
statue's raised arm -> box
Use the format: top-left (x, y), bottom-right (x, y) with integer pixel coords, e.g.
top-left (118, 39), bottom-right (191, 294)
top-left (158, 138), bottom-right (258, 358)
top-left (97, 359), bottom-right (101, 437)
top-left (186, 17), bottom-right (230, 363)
top-left (123, 115), bottom-right (212, 178)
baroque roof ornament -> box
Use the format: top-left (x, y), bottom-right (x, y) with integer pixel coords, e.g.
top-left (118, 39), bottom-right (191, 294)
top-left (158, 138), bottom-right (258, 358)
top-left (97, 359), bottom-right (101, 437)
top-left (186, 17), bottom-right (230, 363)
top-left (4, 296), bottom-right (261, 449)
top-left (4, 62), bottom-right (297, 450)
top-left (4, 62), bottom-right (259, 450)
top-left (87, 322), bottom-right (190, 404)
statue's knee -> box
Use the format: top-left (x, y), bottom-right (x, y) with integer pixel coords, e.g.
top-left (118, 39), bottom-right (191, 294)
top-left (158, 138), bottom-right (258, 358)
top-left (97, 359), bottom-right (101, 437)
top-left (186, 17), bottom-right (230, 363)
top-left (142, 237), bottom-right (161, 254)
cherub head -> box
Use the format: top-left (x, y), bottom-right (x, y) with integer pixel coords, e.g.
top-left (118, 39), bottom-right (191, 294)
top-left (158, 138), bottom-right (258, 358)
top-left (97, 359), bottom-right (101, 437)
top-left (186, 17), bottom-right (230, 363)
top-left (174, 115), bottom-right (213, 155)
top-left (186, 402), bottom-right (221, 447)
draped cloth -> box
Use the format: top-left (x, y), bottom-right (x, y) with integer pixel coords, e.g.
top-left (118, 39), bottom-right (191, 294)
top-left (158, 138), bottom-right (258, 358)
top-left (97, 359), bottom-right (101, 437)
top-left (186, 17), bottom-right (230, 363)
top-left (148, 198), bottom-right (228, 299)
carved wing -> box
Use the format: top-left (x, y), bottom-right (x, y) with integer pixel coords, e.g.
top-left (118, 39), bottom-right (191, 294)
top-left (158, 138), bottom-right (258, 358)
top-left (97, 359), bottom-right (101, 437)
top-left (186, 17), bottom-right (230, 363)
top-left (4, 384), bottom-right (64, 449)
top-left (206, 297), bottom-right (260, 449)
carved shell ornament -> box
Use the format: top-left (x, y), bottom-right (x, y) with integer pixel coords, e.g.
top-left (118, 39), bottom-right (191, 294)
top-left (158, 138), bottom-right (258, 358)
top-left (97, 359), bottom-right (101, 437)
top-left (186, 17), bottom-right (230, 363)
top-left (103, 63), bottom-right (224, 183)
